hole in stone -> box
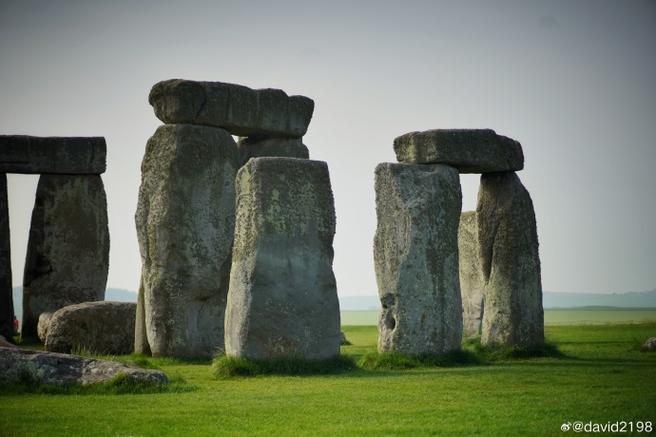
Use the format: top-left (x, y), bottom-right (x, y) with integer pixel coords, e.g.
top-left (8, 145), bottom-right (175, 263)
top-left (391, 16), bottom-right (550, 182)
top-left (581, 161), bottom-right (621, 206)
top-left (385, 314), bottom-right (396, 330)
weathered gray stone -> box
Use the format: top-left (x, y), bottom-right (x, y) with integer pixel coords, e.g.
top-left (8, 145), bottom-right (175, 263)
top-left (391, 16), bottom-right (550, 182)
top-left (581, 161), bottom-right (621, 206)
top-left (225, 157), bottom-right (340, 360)
top-left (641, 337), bottom-right (656, 352)
top-left (149, 79), bottom-right (314, 138)
top-left (0, 174), bottom-right (14, 340)
top-left (477, 172), bottom-right (544, 347)
top-left (459, 211), bottom-right (485, 337)
top-left (44, 302), bottom-right (136, 355)
top-left (237, 136), bottom-right (309, 166)
top-left (0, 335), bottom-right (16, 348)
top-left (22, 175), bottom-right (109, 339)
top-left (0, 347), bottom-right (167, 386)
top-left (133, 278), bottom-right (150, 355)
top-left (136, 124), bottom-right (239, 358)
top-left (393, 129), bottom-right (524, 173)
top-left (37, 312), bottom-right (53, 343)
top-left (0, 136), bottom-right (106, 174)
top-left (374, 163), bottom-right (463, 355)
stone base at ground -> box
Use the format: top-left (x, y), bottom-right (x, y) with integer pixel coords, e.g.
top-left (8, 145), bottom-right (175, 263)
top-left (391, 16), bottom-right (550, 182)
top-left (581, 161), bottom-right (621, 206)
top-left (44, 301), bottom-right (136, 355)
top-left (0, 347), bottom-right (167, 386)
top-left (136, 124), bottom-right (239, 357)
top-left (22, 174), bottom-right (109, 339)
top-left (477, 172), bottom-right (544, 347)
top-left (0, 174), bottom-right (14, 340)
top-left (374, 163), bottom-right (463, 355)
top-left (225, 157), bottom-right (340, 360)
top-left (641, 337), bottom-right (656, 352)
top-left (459, 211), bottom-right (485, 337)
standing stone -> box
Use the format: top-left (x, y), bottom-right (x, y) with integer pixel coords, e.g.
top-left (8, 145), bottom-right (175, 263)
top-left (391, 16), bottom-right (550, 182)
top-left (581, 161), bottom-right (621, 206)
top-left (225, 157), bottom-right (340, 360)
top-left (22, 175), bottom-right (109, 340)
top-left (374, 163), bottom-right (463, 355)
top-left (149, 79), bottom-right (314, 138)
top-left (237, 136), bottom-right (309, 166)
top-left (477, 172), bottom-right (544, 347)
top-left (459, 211), bottom-right (485, 337)
top-left (136, 124), bottom-right (238, 358)
top-left (393, 129), bottom-right (524, 173)
top-left (133, 277), bottom-right (150, 355)
top-left (0, 174), bottom-right (14, 341)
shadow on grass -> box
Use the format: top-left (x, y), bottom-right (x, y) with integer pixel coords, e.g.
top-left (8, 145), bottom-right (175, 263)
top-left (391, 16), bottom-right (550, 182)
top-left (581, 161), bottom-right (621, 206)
top-left (212, 355), bottom-right (357, 378)
top-left (0, 373), bottom-right (196, 396)
top-left (358, 349), bottom-right (482, 370)
top-left (463, 338), bottom-right (567, 361)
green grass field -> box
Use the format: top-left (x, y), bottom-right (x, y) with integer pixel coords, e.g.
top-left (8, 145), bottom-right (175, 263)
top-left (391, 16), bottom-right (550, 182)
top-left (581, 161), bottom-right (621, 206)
top-left (341, 308), bottom-right (656, 325)
top-left (1, 321), bottom-right (655, 436)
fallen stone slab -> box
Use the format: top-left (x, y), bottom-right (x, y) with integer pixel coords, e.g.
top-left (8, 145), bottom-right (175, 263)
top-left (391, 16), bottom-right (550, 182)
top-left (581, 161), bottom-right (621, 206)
top-left (477, 172), bottom-right (544, 347)
top-left (641, 337), bottom-right (656, 352)
top-left (0, 174), bottom-right (14, 340)
top-left (393, 129), bottom-right (524, 173)
top-left (225, 157), bottom-right (341, 361)
top-left (22, 174), bottom-right (109, 339)
top-left (44, 301), bottom-right (136, 355)
top-left (149, 79), bottom-right (314, 138)
top-left (459, 211), bottom-right (485, 337)
top-left (237, 136), bottom-right (309, 166)
top-left (136, 124), bottom-right (239, 357)
top-left (0, 135), bottom-right (106, 174)
top-left (0, 347), bottom-right (167, 386)
top-left (374, 163), bottom-right (463, 355)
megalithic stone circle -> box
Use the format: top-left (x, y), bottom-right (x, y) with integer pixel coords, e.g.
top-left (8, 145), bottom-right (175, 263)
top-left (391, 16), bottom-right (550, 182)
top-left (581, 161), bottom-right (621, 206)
top-left (0, 135), bottom-right (106, 174)
top-left (374, 163), bottom-right (463, 355)
top-left (225, 157), bottom-right (341, 360)
top-left (0, 174), bottom-right (14, 340)
top-left (458, 211), bottom-right (485, 337)
top-left (135, 124), bottom-right (239, 358)
top-left (477, 172), bottom-right (544, 347)
top-left (149, 79), bottom-right (314, 138)
top-left (22, 174), bottom-right (109, 339)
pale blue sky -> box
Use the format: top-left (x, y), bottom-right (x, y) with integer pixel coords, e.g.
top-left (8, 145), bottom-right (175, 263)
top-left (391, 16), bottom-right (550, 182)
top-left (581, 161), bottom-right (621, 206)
top-left (1, 0), bottom-right (655, 295)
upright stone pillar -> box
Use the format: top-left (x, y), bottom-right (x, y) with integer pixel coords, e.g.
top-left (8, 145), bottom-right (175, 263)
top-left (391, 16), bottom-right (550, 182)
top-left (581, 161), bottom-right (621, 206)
top-left (0, 174), bottom-right (14, 340)
top-left (477, 172), bottom-right (544, 347)
top-left (225, 157), bottom-right (341, 360)
top-left (136, 124), bottom-right (239, 358)
top-left (459, 211), bottom-right (485, 337)
top-left (22, 175), bottom-right (109, 339)
top-left (374, 163), bottom-right (463, 355)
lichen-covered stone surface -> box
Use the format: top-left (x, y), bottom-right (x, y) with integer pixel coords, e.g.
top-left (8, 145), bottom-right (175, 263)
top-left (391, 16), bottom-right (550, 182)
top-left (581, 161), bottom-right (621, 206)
top-left (133, 278), bottom-right (150, 355)
top-left (237, 136), bottom-right (309, 166)
top-left (225, 157), bottom-right (341, 360)
top-left (459, 211), bottom-right (485, 337)
top-left (0, 174), bottom-right (14, 340)
top-left (0, 135), bottom-right (106, 174)
top-left (374, 163), bottom-right (463, 355)
top-left (0, 347), bottom-right (167, 386)
top-left (477, 172), bottom-right (544, 347)
top-left (44, 301), bottom-right (136, 355)
top-left (22, 175), bottom-right (109, 339)
top-left (149, 79), bottom-right (314, 138)
top-left (136, 124), bottom-right (239, 358)
top-left (393, 129), bottom-right (523, 173)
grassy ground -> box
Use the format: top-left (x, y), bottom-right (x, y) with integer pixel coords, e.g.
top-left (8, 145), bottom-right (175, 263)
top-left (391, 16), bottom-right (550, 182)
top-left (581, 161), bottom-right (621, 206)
top-left (341, 308), bottom-right (656, 325)
top-left (1, 323), bottom-right (655, 436)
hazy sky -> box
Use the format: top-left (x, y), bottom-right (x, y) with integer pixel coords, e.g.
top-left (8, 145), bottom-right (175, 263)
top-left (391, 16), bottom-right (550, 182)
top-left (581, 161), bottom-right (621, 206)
top-left (1, 0), bottom-right (655, 296)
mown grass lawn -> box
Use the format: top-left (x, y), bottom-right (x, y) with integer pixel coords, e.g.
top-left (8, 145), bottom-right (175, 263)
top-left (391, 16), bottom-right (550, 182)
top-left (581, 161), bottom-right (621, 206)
top-left (1, 323), bottom-right (655, 436)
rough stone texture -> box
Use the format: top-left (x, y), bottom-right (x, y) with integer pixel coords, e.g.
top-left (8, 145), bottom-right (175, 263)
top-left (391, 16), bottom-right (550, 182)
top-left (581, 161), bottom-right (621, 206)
top-left (37, 312), bottom-right (53, 343)
top-left (136, 124), bottom-right (239, 358)
top-left (374, 163), bottom-right (463, 355)
top-left (477, 172), bottom-right (544, 347)
top-left (393, 129), bottom-right (524, 173)
top-left (641, 337), bottom-right (656, 352)
top-left (225, 157), bottom-right (341, 360)
top-left (22, 175), bottom-right (109, 339)
top-left (237, 136), bottom-right (309, 166)
top-left (459, 211), bottom-right (485, 337)
top-left (149, 79), bottom-right (314, 138)
top-left (0, 174), bottom-right (14, 340)
top-left (0, 347), bottom-right (167, 386)
top-left (44, 302), bottom-right (136, 355)
top-left (0, 135), bottom-right (106, 174)
top-left (0, 335), bottom-right (16, 348)
top-left (133, 278), bottom-right (150, 355)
